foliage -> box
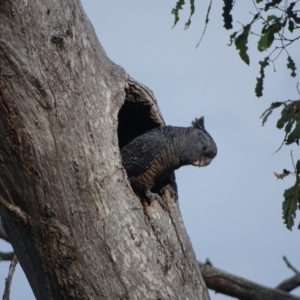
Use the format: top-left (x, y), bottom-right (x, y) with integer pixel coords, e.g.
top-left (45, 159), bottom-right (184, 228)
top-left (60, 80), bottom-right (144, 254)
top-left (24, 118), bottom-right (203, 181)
top-left (171, 0), bottom-right (195, 29)
top-left (226, 1), bottom-right (299, 98)
top-left (261, 99), bottom-right (300, 229)
top-left (171, 0), bottom-right (300, 229)
top-left (273, 154), bottom-right (300, 230)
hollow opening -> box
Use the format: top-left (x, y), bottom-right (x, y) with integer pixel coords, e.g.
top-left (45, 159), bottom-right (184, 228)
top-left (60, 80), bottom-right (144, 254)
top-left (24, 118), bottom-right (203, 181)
top-left (117, 82), bottom-right (178, 204)
top-left (118, 98), bottom-right (162, 150)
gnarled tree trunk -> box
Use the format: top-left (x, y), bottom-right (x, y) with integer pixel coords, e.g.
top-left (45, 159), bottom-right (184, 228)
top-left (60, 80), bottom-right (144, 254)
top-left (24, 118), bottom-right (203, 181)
top-left (0, 1), bottom-right (209, 299)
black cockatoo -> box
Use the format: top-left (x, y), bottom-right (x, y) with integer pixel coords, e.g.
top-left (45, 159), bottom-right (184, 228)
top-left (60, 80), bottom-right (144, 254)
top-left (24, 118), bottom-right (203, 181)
top-left (121, 117), bottom-right (217, 209)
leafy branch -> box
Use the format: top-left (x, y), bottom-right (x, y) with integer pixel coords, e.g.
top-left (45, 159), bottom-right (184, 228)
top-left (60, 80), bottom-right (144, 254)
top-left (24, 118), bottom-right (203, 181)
top-left (171, 0), bottom-right (300, 229)
top-left (227, 1), bottom-right (299, 97)
top-left (171, 1), bottom-right (299, 97)
top-left (261, 98), bottom-right (300, 229)
top-left (274, 151), bottom-right (300, 230)
top-left (171, 0), bottom-right (195, 29)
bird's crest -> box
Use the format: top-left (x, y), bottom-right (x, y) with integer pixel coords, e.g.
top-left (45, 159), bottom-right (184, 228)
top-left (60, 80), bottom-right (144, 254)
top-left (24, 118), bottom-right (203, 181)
top-left (191, 116), bottom-right (206, 131)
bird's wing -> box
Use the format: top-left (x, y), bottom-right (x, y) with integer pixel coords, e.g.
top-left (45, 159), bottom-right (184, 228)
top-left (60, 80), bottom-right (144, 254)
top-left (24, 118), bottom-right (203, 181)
top-left (121, 127), bottom-right (169, 177)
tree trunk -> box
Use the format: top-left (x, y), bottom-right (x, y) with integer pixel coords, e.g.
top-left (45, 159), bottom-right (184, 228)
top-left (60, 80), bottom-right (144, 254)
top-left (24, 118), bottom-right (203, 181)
top-left (0, 1), bottom-right (209, 299)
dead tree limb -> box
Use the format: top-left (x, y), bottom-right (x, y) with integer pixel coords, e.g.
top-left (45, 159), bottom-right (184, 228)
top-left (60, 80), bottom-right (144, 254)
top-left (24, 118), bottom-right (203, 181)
top-left (276, 273), bottom-right (300, 293)
top-left (199, 262), bottom-right (300, 300)
top-left (2, 254), bottom-right (18, 300)
top-left (0, 252), bottom-right (14, 262)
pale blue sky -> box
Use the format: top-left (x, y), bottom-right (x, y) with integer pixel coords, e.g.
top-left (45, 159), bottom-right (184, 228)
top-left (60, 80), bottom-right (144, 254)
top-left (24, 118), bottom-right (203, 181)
top-left (1, 1), bottom-right (299, 299)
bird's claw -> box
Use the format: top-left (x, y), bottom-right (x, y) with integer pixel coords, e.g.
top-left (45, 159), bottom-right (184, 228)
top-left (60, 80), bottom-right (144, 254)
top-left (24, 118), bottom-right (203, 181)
top-left (145, 190), bottom-right (168, 211)
top-left (160, 184), bottom-right (178, 201)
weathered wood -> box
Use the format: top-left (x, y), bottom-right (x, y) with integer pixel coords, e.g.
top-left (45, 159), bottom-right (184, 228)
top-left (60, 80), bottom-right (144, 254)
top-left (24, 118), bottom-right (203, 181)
top-left (199, 262), bottom-right (300, 300)
top-left (276, 273), bottom-right (300, 293)
top-left (0, 1), bottom-right (209, 299)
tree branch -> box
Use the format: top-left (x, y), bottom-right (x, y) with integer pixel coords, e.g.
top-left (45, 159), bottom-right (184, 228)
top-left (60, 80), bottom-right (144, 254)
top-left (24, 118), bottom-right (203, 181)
top-left (0, 252), bottom-right (14, 262)
top-left (0, 195), bottom-right (30, 226)
top-left (283, 256), bottom-right (299, 274)
top-left (2, 254), bottom-right (18, 300)
top-left (199, 262), bottom-right (300, 300)
top-left (0, 177), bottom-right (30, 226)
top-left (276, 273), bottom-right (300, 292)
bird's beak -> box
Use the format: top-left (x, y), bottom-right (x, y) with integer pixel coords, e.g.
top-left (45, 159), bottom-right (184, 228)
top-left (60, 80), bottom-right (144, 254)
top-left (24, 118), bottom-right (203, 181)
top-left (200, 156), bottom-right (213, 167)
top-left (193, 155), bottom-right (213, 168)
top-left (192, 156), bottom-right (213, 167)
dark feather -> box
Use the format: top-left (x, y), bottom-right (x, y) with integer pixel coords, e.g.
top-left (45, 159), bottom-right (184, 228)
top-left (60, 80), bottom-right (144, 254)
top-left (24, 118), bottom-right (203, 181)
top-left (121, 127), bottom-right (169, 177)
top-left (191, 116), bottom-right (206, 131)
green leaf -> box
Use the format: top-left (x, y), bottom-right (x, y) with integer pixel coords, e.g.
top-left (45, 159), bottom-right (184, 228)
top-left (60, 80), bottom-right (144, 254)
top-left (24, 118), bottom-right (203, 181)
top-left (256, 0), bottom-right (263, 3)
top-left (230, 14), bottom-right (258, 64)
top-left (282, 185), bottom-right (299, 230)
top-left (287, 2), bottom-right (297, 18)
top-left (235, 24), bottom-right (251, 65)
top-left (171, 0), bottom-right (185, 28)
top-left (222, 0), bottom-right (233, 30)
top-left (260, 102), bottom-right (283, 126)
top-left (286, 2), bottom-right (300, 24)
top-left (265, 0), bottom-right (283, 11)
top-left (286, 121), bottom-right (300, 145)
top-left (261, 109), bottom-right (273, 126)
top-left (258, 17), bottom-right (282, 52)
top-left (184, 0), bottom-right (195, 29)
top-left (284, 185), bottom-right (297, 198)
top-left (288, 19), bottom-right (295, 33)
top-left (285, 121), bottom-right (294, 135)
top-left (255, 57), bottom-right (269, 97)
top-left (276, 105), bottom-right (293, 129)
top-left (265, 15), bottom-right (278, 23)
top-left (271, 102), bottom-right (283, 109)
top-left (239, 51), bottom-right (250, 65)
top-left (257, 31), bottom-right (275, 51)
top-left (281, 105), bottom-right (293, 119)
top-left (287, 56), bottom-right (297, 77)
top-left (228, 31), bottom-right (238, 46)
top-left (287, 1), bottom-right (297, 15)
top-left (277, 118), bottom-right (285, 129)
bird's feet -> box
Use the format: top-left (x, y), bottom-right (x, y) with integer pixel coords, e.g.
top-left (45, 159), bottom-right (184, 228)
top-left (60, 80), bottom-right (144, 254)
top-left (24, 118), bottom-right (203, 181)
top-left (145, 190), bottom-right (168, 211)
top-left (160, 184), bottom-right (178, 201)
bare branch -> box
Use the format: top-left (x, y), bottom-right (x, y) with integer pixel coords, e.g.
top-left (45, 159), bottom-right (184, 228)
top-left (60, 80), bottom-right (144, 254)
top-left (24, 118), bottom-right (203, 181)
top-left (0, 178), bottom-right (31, 226)
top-left (290, 151), bottom-right (297, 173)
top-left (283, 256), bottom-right (299, 274)
top-left (276, 273), bottom-right (300, 292)
top-left (0, 195), bottom-right (30, 226)
top-left (199, 262), bottom-right (300, 300)
top-left (0, 252), bottom-right (14, 262)
top-left (2, 254), bottom-right (18, 300)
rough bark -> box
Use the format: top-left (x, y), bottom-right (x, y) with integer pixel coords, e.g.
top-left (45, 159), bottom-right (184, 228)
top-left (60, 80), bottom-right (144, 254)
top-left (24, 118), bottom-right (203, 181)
top-left (0, 1), bottom-right (209, 299)
top-left (276, 273), bottom-right (300, 293)
top-left (199, 262), bottom-right (300, 300)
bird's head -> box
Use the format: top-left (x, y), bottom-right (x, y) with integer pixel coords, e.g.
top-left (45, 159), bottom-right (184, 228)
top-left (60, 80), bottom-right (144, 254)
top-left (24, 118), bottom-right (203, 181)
top-left (189, 116), bottom-right (217, 167)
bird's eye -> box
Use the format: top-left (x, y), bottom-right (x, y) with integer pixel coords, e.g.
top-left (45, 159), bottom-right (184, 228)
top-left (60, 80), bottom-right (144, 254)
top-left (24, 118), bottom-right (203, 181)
top-left (203, 146), bottom-right (207, 151)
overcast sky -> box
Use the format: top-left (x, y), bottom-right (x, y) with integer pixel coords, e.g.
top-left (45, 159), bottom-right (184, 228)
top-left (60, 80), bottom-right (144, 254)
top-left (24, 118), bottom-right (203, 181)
top-left (0, 1), bottom-right (299, 299)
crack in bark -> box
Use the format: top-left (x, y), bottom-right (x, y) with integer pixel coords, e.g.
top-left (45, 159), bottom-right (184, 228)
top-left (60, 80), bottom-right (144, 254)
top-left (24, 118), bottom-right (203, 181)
top-left (0, 78), bottom-right (33, 173)
top-left (143, 203), bottom-right (179, 278)
top-left (0, 178), bottom-right (31, 226)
